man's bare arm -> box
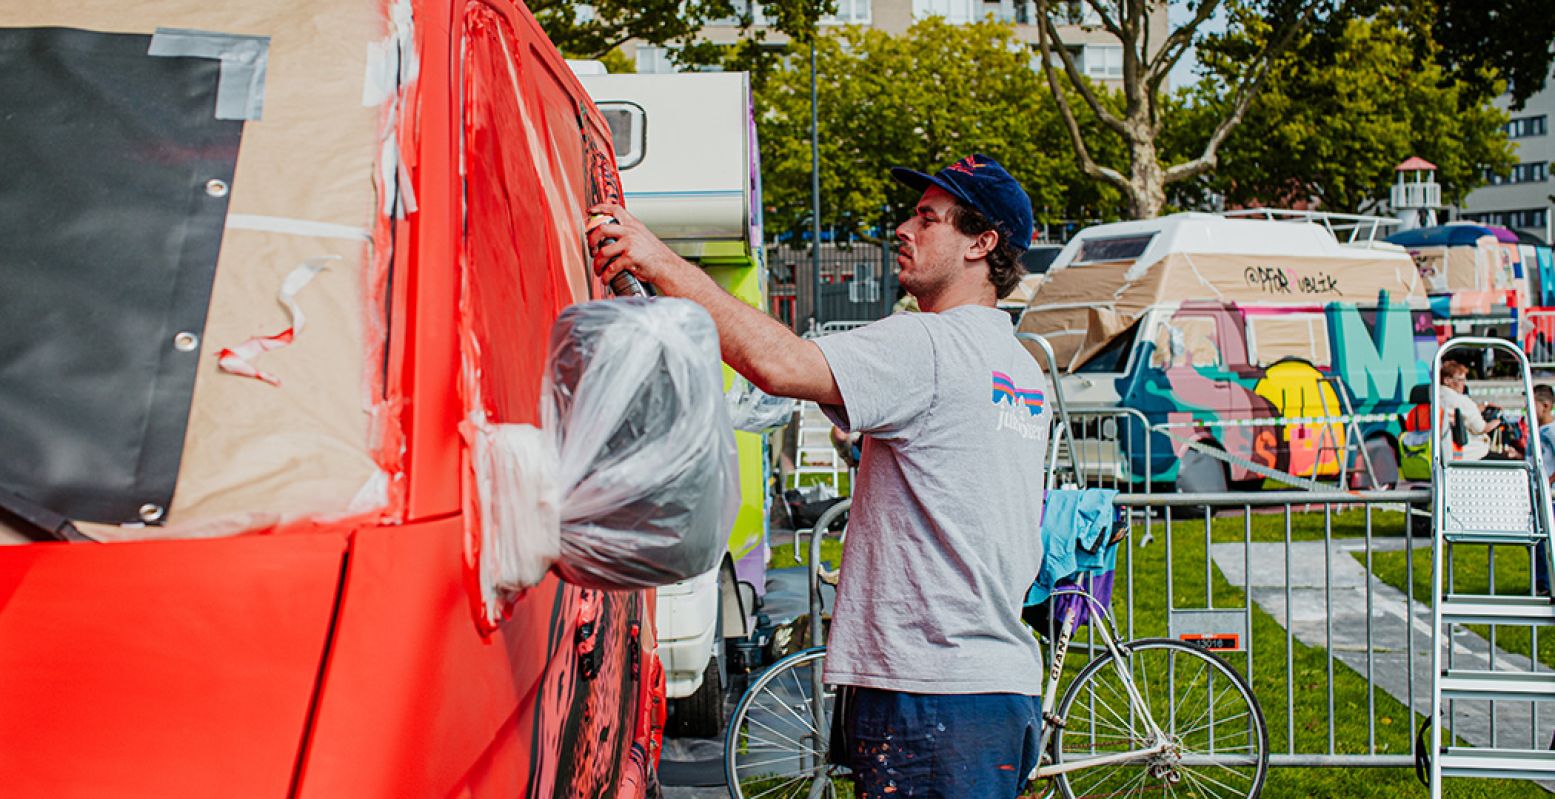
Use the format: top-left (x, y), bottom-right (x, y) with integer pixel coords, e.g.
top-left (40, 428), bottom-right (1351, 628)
top-left (587, 203), bottom-right (842, 405)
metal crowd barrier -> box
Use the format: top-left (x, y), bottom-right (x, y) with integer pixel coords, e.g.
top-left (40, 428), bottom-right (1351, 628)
top-left (1096, 489), bottom-right (1547, 769)
top-left (1057, 407), bottom-right (1153, 493)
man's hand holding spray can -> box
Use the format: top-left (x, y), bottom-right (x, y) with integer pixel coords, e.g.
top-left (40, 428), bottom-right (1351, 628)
top-left (587, 213), bottom-right (649, 298)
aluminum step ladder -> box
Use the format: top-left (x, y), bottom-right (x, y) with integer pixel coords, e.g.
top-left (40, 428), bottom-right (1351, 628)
top-left (787, 400), bottom-right (847, 493)
top-left (1428, 337), bottom-right (1555, 794)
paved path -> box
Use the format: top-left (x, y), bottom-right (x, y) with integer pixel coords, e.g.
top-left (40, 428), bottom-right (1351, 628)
top-left (1211, 538), bottom-right (1554, 764)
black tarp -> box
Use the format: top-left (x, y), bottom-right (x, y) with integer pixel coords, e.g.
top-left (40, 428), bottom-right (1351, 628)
top-left (0, 28), bottom-right (242, 525)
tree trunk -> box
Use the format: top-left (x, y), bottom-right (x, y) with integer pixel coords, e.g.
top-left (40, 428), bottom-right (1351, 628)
top-left (1126, 131), bottom-right (1167, 219)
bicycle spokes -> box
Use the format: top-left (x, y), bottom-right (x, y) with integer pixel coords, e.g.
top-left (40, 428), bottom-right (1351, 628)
top-left (1052, 640), bottom-right (1268, 799)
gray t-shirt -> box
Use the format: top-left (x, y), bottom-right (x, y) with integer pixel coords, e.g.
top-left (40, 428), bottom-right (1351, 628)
top-left (814, 305), bottom-right (1049, 695)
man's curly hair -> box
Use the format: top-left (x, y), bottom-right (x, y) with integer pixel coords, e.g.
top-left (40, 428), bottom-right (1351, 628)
top-left (946, 201), bottom-right (1024, 298)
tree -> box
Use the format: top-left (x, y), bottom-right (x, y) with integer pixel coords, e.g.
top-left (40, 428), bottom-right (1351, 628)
top-left (1185, 11), bottom-right (1516, 212)
top-left (1429, 0), bottom-right (1555, 110)
top-left (529, 0), bottom-right (832, 64)
top-left (755, 18), bottom-right (1130, 239)
top-left (1033, 0), bottom-right (1334, 219)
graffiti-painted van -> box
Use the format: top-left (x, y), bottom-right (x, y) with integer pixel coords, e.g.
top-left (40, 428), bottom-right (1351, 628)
top-left (1017, 212), bottom-right (1436, 491)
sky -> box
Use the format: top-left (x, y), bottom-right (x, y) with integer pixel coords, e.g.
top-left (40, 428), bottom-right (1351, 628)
top-left (1166, 1), bottom-right (1228, 90)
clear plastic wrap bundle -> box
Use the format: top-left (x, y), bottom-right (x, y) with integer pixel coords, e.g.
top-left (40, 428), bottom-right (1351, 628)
top-left (725, 376), bottom-right (798, 433)
top-left (541, 297), bottom-right (739, 590)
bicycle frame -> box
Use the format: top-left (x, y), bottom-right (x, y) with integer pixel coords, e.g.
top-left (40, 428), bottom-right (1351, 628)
top-left (1031, 587), bottom-right (1172, 780)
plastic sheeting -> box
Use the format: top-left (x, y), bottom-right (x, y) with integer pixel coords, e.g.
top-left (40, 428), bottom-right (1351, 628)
top-left (474, 298), bottom-right (739, 603)
top-left (725, 378), bottom-right (798, 434)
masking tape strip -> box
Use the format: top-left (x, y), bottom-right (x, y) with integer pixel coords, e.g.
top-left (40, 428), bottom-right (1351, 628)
top-left (216, 257), bottom-right (337, 386)
top-left (148, 28), bottom-right (271, 121)
top-left (227, 214), bottom-right (372, 242)
top-left (362, 0), bottom-right (420, 107)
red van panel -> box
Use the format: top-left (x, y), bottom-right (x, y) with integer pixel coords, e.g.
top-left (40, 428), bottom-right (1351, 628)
top-left (0, 534), bottom-right (347, 797)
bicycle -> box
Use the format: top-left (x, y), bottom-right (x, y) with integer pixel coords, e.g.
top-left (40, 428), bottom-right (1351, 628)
top-left (722, 504), bottom-right (1270, 799)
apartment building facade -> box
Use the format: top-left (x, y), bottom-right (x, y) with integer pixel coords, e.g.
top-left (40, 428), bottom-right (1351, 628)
top-left (1455, 68), bottom-right (1554, 244)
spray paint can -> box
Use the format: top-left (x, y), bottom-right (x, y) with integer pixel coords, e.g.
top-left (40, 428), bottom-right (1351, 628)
top-left (587, 213), bottom-right (648, 298)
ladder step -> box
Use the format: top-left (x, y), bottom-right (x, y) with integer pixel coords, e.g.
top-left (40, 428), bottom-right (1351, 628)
top-left (1440, 669), bottom-right (1555, 702)
top-left (1443, 531), bottom-right (1547, 545)
top-left (1438, 747), bottom-right (1555, 780)
top-left (1440, 595), bottom-right (1555, 625)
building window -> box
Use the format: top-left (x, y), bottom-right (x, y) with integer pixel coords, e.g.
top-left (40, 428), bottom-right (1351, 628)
top-left (913, 0), bottom-right (977, 23)
top-left (1462, 208), bottom-right (1549, 229)
top-left (980, 1), bottom-right (1036, 24)
top-left (824, 0), bottom-right (872, 24)
top-left (1082, 44), bottom-right (1124, 79)
top-left (635, 46), bottom-right (677, 74)
top-left (708, 0), bottom-right (766, 26)
top-left (1507, 115), bottom-right (1548, 138)
top-left (1484, 161), bottom-right (1549, 185)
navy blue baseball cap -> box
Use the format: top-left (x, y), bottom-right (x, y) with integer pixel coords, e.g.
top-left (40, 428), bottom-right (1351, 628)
top-left (891, 154), bottom-right (1034, 252)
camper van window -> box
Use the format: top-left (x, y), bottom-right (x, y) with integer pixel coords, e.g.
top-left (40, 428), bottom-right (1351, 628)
top-left (1248, 314), bottom-right (1331, 368)
top-left (1149, 316), bottom-right (1221, 369)
top-left (598, 102), bottom-right (645, 169)
top-left (1019, 245), bottom-right (1062, 275)
top-left (1075, 321), bottom-right (1140, 374)
top-left (1075, 234), bottom-right (1155, 264)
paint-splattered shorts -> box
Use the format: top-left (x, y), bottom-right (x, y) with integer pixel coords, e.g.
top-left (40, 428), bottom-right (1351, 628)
top-left (840, 687), bottom-right (1042, 798)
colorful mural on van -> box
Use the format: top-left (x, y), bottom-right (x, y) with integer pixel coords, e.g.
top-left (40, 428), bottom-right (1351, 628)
top-left (1114, 294), bottom-right (1435, 486)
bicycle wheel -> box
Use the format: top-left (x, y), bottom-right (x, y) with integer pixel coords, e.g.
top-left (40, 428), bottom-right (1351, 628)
top-left (1051, 638), bottom-right (1268, 799)
top-left (724, 647), bottom-right (852, 799)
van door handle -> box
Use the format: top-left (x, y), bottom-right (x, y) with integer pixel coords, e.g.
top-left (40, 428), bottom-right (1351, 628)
top-left (1212, 380), bottom-right (1229, 388)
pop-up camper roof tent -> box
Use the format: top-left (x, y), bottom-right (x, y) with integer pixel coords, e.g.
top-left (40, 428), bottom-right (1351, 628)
top-left (1017, 212), bottom-right (1426, 371)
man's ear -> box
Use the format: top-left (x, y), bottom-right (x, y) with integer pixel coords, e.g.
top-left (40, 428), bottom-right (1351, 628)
top-left (965, 229), bottom-right (999, 261)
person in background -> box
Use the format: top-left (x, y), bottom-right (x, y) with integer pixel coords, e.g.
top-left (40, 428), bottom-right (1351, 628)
top-left (1532, 384), bottom-right (1554, 595)
top-left (1439, 361), bottom-right (1501, 461)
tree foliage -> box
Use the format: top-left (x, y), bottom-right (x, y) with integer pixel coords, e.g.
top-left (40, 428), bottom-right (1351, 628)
top-left (1428, 0), bottom-right (1555, 110)
top-left (755, 18), bottom-right (1130, 239)
top-left (1186, 10), bottom-right (1516, 212)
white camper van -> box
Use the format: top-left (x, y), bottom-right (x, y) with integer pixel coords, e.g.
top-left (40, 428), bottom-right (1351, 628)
top-left (1018, 211), bottom-right (1438, 491)
top-left (579, 69), bottom-right (768, 737)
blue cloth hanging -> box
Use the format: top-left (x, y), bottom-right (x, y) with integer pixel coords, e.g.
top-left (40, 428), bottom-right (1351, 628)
top-left (1025, 488), bottom-right (1119, 608)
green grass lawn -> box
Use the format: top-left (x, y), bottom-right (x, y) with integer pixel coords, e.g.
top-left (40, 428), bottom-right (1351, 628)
top-left (1365, 542), bottom-right (1555, 671)
top-left (768, 502), bottom-right (1542, 796)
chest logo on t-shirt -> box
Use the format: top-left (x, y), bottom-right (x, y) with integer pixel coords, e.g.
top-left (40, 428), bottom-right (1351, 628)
top-left (992, 371), bottom-right (1046, 439)
top-left (991, 371), bottom-right (1044, 415)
